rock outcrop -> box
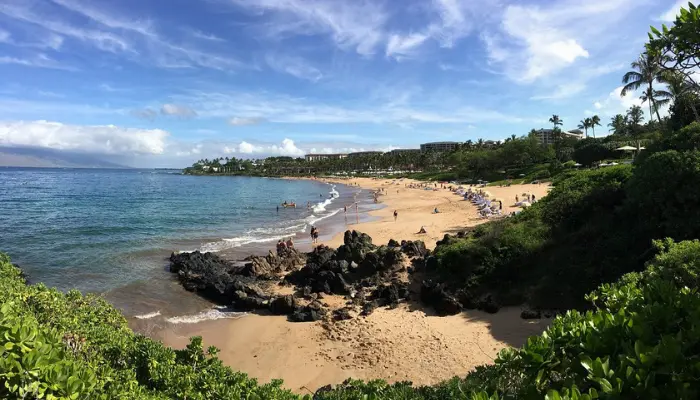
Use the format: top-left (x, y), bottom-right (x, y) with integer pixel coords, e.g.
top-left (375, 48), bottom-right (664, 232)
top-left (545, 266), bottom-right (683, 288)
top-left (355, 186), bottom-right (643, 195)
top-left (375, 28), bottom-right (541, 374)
top-left (169, 230), bottom-right (470, 323)
top-left (420, 280), bottom-right (462, 316)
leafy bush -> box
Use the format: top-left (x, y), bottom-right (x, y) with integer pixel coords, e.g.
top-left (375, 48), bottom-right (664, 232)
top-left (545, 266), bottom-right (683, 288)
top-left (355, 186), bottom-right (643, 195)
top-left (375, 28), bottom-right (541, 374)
top-left (0, 255), bottom-right (299, 400)
top-left (573, 142), bottom-right (614, 166)
top-left (627, 150), bottom-right (700, 240)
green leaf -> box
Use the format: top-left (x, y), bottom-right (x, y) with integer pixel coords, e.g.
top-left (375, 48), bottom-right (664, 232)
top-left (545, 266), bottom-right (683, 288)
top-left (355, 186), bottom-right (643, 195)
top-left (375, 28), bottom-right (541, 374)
top-left (545, 390), bottom-right (562, 400)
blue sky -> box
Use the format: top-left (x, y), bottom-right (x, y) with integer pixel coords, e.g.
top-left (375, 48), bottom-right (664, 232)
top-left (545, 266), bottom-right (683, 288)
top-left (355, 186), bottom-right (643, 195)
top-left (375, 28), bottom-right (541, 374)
top-left (0, 0), bottom-right (688, 167)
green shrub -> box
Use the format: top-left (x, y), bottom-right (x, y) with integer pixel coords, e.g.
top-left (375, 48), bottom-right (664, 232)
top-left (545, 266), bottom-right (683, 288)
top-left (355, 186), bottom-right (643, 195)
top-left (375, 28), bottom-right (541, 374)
top-left (627, 150), bottom-right (700, 240)
top-left (0, 256), bottom-right (298, 400)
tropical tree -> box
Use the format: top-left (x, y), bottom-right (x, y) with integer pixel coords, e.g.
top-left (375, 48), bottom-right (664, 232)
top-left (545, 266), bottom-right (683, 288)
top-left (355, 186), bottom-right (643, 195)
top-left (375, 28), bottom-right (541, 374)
top-left (608, 114), bottom-right (627, 135)
top-left (549, 115), bottom-right (563, 129)
top-left (621, 52), bottom-right (667, 122)
top-left (590, 115), bottom-right (601, 138)
top-left (627, 105), bottom-right (645, 134)
top-left (578, 119), bottom-right (590, 138)
top-left (646, 2), bottom-right (700, 122)
top-left (549, 115), bottom-right (564, 160)
top-left (659, 70), bottom-right (700, 122)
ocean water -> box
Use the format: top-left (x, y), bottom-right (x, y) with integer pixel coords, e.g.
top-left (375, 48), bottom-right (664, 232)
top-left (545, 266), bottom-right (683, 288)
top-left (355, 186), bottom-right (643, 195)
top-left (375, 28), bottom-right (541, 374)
top-left (0, 167), bottom-right (371, 322)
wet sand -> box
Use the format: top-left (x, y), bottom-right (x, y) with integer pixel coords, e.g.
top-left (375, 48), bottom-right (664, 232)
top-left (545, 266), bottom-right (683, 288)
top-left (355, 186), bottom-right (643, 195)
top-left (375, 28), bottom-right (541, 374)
top-left (155, 178), bottom-right (553, 393)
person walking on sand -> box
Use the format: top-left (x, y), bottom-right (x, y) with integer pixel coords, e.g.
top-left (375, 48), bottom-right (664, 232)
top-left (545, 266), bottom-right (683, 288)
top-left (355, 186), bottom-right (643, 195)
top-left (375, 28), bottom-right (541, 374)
top-left (393, 210), bottom-right (398, 222)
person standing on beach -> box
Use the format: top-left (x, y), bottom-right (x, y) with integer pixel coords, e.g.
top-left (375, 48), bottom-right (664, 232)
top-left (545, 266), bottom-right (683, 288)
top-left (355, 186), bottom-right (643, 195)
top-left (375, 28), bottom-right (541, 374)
top-left (276, 205), bottom-right (279, 213)
top-left (393, 210), bottom-right (398, 222)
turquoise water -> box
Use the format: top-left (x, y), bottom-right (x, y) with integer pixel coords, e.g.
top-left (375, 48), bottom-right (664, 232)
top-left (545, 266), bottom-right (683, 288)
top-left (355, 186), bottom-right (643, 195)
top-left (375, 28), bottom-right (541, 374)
top-left (0, 168), bottom-right (366, 318)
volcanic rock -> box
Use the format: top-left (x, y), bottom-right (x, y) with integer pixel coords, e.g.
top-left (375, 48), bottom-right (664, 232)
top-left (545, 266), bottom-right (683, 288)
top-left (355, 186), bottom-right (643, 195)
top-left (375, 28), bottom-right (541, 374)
top-left (269, 295), bottom-right (296, 315)
top-left (420, 280), bottom-right (462, 316)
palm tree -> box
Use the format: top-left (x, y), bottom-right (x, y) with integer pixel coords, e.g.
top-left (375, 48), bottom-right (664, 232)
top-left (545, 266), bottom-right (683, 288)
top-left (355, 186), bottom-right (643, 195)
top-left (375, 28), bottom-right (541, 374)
top-left (627, 105), bottom-right (645, 128)
top-left (590, 115), bottom-right (601, 138)
top-left (549, 115), bottom-right (563, 129)
top-left (621, 52), bottom-right (667, 123)
top-left (578, 119), bottom-right (590, 138)
top-left (659, 71), bottom-right (700, 122)
top-left (608, 114), bottom-right (626, 135)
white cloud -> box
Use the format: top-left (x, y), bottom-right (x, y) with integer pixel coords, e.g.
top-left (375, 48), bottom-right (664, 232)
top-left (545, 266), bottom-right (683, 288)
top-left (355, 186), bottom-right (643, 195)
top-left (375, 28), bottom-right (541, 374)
top-left (0, 28), bottom-right (11, 43)
top-left (0, 54), bottom-right (76, 71)
top-left (228, 0), bottom-right (387, 56)
top-left (591, 85), bottom-right (671, 122)
top-left (228, 117), bottom-right (266, 126)
top-left (483, 0), bottom-right (638, 83)
top-left (660, 0), bottom-right (687, 22)
top-left (161, 104), bottom-right (197, 118)
top-left (386, 32), bottom-right (429, 59)
top-left (226, 138), bottom-right (305, 157)
top-left (265, 54), bottom-right (323, 81)
top-left (188, 29), bottom-right (226, 42)
top-left (0, 120), bottom-right (168, 155)
top-left (499, 5), bottom-right (589, 82)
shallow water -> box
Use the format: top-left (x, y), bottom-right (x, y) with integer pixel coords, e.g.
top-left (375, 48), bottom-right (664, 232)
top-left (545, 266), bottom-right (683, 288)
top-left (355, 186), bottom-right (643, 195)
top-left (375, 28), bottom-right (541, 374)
top-left (0, 167), bottom-right (376, 320)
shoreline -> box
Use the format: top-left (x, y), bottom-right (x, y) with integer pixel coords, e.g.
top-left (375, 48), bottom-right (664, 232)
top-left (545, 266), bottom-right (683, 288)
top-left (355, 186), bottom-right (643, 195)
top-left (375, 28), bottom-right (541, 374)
top-left (152, 178), bottom-right (553, 393)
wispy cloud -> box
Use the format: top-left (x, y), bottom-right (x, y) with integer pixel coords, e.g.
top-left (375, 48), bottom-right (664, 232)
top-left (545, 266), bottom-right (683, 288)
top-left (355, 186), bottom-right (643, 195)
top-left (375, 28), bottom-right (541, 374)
top-left (0, 1), bottom-right (132, 53)
top-left (161, 104), bottom-right (197, 118)
top-left (188, 29), bottom-right (226, 42)
top-left (225, 0), bottom-right (388, 56)
top-left (131, 108), bottom-right (158, 121)
top-left (228, 117), bottom-right (266, 126)
top-left (265, 53), bottom-right (323, 81)
top-left (1, 0), bottom-right (242, 71)
top-left (175, 89), bottom-right (529, 125)
top-left (0, 54), bottom-right (76, 71)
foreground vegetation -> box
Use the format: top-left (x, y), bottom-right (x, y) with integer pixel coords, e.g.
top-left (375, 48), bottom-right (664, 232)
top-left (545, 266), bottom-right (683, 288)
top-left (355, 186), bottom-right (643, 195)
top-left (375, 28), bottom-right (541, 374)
top-left (4, 237), bottom-right (700, 399)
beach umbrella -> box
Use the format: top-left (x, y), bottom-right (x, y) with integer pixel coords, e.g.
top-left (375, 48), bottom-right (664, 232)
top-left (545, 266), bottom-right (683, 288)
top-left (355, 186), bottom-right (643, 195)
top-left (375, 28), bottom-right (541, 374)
top-left (609, 162), bottom-right (619, 166)
top-left (615, 145), bottom-right (637, 151)
top-left (574, 163), bottom-right (582, 167)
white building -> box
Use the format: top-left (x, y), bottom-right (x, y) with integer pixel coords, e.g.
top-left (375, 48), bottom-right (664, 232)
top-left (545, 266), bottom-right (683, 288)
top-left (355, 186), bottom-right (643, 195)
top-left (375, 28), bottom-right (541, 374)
top-left (535, 129), bottom-right (583, 146)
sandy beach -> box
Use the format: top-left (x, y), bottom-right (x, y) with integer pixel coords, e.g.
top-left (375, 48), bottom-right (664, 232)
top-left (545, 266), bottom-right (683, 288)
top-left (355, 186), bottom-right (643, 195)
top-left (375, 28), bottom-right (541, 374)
top-left (156, 178), bottom-right (552, 393)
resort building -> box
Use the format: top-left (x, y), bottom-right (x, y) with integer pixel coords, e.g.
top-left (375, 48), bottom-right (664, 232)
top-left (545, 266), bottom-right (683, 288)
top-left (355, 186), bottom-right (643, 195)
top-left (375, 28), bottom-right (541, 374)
top-left (534, 129), bottom-right (584, 146)
top-left (388, 148), bottom-right (420, 154)
top-left (304, 153), bottom-right (348, 162)
top-left (420, 141), bottom-right (460, 152)
top-left (347, 151), bottom-right (383, 158)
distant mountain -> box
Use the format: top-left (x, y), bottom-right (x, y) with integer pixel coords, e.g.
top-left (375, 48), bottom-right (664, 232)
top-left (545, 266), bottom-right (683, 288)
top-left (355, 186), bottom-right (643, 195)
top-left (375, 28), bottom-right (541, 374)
top-left (0, 147), bottom-right (129, 168)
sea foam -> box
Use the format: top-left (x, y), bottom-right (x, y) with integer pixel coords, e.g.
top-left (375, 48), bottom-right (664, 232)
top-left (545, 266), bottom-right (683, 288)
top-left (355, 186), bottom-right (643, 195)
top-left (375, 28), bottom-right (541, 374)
top-left (165, 307), bottom-right (246, 324)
